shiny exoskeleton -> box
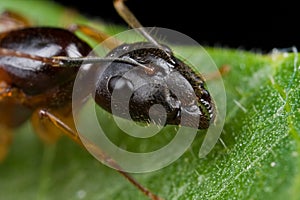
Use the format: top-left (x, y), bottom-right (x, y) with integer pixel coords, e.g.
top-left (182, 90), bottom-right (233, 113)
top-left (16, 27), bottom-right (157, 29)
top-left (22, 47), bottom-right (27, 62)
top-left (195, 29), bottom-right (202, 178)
top-left (95, 42), bottom-right (215, 129)
top-left (0, 27), bottom-right (91, 128)
top-left (0, 1), bottom-right (216, 200)
top-left (0, 28), bottom-right (214, 130)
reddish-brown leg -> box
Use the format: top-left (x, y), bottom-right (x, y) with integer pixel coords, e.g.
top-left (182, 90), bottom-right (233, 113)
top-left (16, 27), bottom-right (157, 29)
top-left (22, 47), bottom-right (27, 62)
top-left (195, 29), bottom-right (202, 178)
top-left (38, 108), bottom-right (164, 200)
top-left (0, 125), bottom-right (12, 162)
top-left (0, 81), bottom-right (27, 161)
top-left (68, 24), bottom-right (122, 49)
top-left (0, 10), bottom-right (31, 33)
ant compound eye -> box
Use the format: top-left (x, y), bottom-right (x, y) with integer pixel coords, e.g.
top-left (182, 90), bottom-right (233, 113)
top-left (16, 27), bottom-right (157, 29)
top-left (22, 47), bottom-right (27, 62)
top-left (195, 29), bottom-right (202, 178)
top-left (201, 88), bottom-right (210, 100)
top-left (108, 76), bottom-right (134, 94)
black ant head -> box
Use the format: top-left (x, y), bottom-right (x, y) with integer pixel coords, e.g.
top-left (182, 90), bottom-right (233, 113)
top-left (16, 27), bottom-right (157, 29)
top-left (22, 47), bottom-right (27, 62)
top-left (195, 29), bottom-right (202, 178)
top-left (94, 42), bottom-right (215, 129)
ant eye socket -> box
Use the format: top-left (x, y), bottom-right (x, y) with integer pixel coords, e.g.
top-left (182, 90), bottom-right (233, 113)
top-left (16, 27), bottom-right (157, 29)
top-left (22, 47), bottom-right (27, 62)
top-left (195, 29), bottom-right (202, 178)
top-left (108, 76), bottom-right (134, 94)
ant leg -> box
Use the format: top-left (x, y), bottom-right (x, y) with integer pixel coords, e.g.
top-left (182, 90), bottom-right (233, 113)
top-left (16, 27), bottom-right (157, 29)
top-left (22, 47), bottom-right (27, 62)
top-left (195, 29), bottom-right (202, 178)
top-left (31, 104), bottom-right (79, 145)
top-left (31, 109), bottom-right (63, 144)
top-left (0, 125), bottom-right (13, 162)
top-left (0, 10), bottom-right (31, 33)
top-left (0, 94), bottom-right (12, 162)
top-left (37, 108), bottom-right (163, 200)
top-left (68, 24), bottom-right (122, 49)
top-left (0, 81), bottom-right (27, 162)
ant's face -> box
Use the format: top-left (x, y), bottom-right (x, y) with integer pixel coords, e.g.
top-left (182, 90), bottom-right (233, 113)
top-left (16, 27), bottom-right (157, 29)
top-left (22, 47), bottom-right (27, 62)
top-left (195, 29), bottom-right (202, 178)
top-left (94, 42), bottom-right (215, 129)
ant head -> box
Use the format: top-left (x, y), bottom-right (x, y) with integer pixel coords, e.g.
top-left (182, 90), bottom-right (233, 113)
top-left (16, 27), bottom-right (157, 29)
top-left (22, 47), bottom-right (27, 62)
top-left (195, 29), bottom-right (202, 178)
top-left (93, 42), bottom-right (215, 129)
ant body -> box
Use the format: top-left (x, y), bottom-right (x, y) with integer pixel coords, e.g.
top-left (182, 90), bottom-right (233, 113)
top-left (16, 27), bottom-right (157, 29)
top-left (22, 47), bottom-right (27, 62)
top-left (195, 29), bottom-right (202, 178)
top-left (0, 0), bottom-right (216, 199)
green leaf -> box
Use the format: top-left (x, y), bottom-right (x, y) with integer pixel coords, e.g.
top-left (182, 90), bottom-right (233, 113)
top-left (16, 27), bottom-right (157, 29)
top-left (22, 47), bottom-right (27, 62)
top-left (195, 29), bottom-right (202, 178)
top-left (0, 1), bottom-right (299, 200)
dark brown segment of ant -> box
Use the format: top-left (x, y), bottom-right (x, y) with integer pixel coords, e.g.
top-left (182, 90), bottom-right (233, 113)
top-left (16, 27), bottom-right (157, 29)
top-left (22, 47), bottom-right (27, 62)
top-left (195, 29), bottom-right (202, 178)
top-left (0, 10), bottom-right (31, 33)
top-left (94, 42), bottom-right (215, 129)
top-left (0, 27), bottom-right (90, 97)
top-left (0, 0), bottom-right (217, 199)
top-left (0, 6), bottom-right (164, 200)
top-left (0, 27), bottom-right (163, 200)
top-left (0, 27), bottom-right (93, 133)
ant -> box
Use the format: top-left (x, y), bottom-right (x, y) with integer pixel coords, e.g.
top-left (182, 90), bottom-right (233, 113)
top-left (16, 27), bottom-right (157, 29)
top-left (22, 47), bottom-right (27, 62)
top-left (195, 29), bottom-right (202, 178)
top-left (0, 0), bottom-right (218, 199)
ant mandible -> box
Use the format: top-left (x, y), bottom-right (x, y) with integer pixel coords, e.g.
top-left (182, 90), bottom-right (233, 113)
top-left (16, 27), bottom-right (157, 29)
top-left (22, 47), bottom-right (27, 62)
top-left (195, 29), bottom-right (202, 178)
top-left (0, 0), bottom-right (216, 199)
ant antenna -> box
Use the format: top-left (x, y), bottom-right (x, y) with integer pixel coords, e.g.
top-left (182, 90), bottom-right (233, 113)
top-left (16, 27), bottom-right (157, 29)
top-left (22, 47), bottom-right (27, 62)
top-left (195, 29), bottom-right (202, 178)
top-left (0, 48), bottom-right (154, 73)
top-left (0, 48), bottom-right (60, 65)
top-left (53, 56), bottom-right (155, 73)
top-left (113, 0), bottom-right (162, 48)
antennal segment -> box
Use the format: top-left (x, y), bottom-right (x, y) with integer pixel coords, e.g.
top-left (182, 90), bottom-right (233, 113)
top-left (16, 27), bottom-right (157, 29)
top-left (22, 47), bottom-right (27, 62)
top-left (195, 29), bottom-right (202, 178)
top-left (113, 0), bottom-right (161, 48)
top-left (53, 56), bottom-right (154, 73)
